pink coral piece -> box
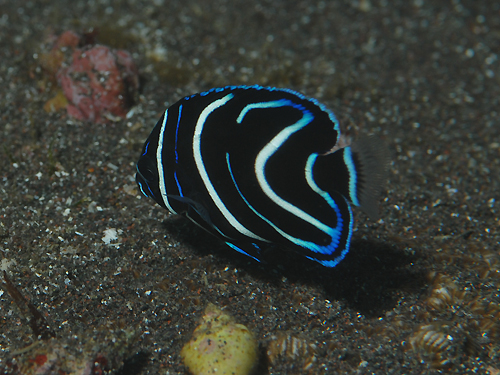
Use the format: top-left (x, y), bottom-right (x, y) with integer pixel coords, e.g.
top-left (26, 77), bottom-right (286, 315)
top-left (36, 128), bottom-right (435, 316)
top-left (57, 44), bottom-right (139, 123)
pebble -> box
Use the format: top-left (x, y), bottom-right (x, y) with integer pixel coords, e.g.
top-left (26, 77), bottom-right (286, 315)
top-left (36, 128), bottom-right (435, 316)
top-left (181, 303), bottom-right (258, 375)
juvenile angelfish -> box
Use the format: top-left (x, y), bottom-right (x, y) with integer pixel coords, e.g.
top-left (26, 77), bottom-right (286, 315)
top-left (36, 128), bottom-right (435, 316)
top-left (136, 85), bottom-right (387, 267)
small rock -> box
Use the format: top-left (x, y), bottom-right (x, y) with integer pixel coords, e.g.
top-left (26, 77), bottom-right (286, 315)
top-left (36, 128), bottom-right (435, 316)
top-left (181, 303), bottom-right (258, 375)
top-left (57, 43), bottom-right (139, 123)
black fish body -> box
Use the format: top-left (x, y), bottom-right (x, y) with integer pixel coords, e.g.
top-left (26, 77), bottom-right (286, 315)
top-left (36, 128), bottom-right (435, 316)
top-left (136, 85), bottom-right (387, 267)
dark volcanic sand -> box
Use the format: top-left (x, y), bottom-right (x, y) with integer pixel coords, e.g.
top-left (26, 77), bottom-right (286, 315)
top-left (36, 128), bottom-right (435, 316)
top-left (1, 1), bottom-right (499, 374)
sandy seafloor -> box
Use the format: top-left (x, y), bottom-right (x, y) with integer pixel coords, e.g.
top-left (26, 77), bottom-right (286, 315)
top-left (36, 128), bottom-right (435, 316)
top-left (1, 0), bottom-right (499, 374)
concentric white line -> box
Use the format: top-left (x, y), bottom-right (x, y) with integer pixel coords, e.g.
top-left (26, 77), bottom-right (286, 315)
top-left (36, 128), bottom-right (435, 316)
top-left (193, 93), bottom-right (267, 241)
top-left (156, 109), bottom-right (178, 214)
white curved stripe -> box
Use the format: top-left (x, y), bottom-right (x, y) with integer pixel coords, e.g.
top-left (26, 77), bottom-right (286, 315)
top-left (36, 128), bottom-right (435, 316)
top-left (193, 93), bottom-right (267, 241)
top-left (305, 153), bottom-right (352, 261)
top-left (236, 99), bottom-right (289, 123)
top-left (228, 152), bottom-right (338, 253)
top-left (305, 154), bottom-right (345, 237)
top-left (304, 154), bottom-right (336, 207)
top-left (342, 147), bottom-right (360, 206)
top-left (157, 109), bottom-right (177, 214)
top-left (254, 110), bottom-right (337, 236)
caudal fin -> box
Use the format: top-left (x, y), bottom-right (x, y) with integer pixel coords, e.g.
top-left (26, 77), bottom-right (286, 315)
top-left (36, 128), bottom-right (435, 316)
top-left (350, 136), bottom-right (389, 219)
top-left (312, 136), bottom-right (389, 220)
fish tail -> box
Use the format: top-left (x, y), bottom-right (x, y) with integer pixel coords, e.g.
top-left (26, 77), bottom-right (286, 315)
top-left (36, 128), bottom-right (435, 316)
top-left (313, 136), bottom-right (389, 220)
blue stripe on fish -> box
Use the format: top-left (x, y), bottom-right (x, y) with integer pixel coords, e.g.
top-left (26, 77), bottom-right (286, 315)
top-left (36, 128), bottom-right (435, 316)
top-left (136, 85), bottom-right (388, 267)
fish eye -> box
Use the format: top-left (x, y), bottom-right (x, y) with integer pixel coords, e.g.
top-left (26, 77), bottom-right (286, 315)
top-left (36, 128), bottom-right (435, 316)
top-left (136, 155), bottom-right (159, 199)
top-left (136, 156), bottom-right (157, 183)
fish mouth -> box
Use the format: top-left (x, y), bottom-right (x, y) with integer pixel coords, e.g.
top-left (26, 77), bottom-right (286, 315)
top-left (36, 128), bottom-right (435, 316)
top-left (135, 155), bottom-right (159, 200)
top-left (135, 168), bottom-right (153, 199)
